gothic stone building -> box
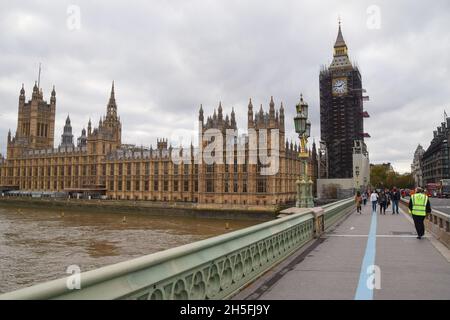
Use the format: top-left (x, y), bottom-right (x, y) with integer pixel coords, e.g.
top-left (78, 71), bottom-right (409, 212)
top-left (0, 82), bottom-right (309, 208)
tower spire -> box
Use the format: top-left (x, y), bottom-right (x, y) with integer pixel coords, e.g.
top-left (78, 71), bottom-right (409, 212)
top-left (269, 95), bottom-right (275, 114)
top-left (334, 20), bottom-right (346, 49)
top-left (107, 81), bottom-right (117, 119)
top-left (20, 83), bottom-right (25, 100)
top-left (231, 107), bottom-right (236, 128)
top-left (218, 101), bottom-right (223, 121)
top-left (199, 104), bottom-right (204, 123)
top-left (61, 113), bottom-right (74, 148)
top-left (248, 98), bottom-right (254, 128)
top-left (330, 20), bottom-right (351, 68)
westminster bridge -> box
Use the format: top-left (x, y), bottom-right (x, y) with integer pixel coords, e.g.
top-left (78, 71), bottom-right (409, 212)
top-left (0, 198), bottom-right (449, 300)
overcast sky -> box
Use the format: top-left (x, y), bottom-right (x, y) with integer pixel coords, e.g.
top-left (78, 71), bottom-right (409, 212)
top-left (0, 0), bottom-right (449, 173)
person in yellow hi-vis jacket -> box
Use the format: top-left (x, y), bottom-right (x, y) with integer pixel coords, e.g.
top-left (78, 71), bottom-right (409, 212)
top-left (408, 187), bottom-right (432, 239)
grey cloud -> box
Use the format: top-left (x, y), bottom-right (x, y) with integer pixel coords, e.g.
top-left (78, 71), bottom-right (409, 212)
top-left (0, 0), bottom-right (449, 173)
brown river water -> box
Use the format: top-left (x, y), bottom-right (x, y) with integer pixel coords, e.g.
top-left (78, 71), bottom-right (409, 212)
top-left (0, 205), bottom-right (265, 294)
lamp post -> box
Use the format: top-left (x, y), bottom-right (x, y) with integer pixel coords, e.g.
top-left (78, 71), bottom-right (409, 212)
top-left (355, 165), bottom-right (360, 192)
top-left (294, 94), bottom-right (314, 208)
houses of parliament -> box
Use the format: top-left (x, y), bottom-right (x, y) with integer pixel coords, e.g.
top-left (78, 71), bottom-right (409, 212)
top-left (0, 80), bottom-right (317, 208)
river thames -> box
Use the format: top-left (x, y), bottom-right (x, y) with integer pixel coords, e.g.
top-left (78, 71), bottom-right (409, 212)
top-left (0, 205), bottom-right (266, 294)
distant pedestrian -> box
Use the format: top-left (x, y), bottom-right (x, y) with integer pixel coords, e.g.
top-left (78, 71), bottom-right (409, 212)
top-left (408, 187), bottom-right (431, 239)
top-left (386, 189), bottom-right (391, 209)
top-left (378, 191), bottom-right (387, 215)
top-left (391, 187), bottom-right (401, 214)
top-left (370, 190), bottom-right (378, 213)
top-left (362, 192), bottom-right (368, 206)
top-left (355, 191), bottom-right (363, 214)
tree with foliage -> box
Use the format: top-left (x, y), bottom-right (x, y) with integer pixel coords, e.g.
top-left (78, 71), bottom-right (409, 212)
top-left (370, 164), bottom-right (414, 189)
top-left (370, 165), bottom-right (388, 189)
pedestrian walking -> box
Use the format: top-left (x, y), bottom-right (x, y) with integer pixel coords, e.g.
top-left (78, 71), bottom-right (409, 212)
top-left (378, 191), bottom-right (387, 215)
top-left (370, 190), bottom-right (378, 213)
top-left (355, 191), bottom-right (363, 214)
top-left (391, 187), bottom-right (401, 214)
top-left (408, 187), bottom-right (431, 239)
top-left (385, 189), bottom-right (391, 210)
top-left (362, 192), bottom-right (368, 206)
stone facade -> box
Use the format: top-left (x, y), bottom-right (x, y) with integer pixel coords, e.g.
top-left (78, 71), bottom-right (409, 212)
top-left (0, 82), bottom-right (311, 207)
top-left (421, 118), bottom-right (450, 184)
top-left (411, 145), bottom-right (425, 187)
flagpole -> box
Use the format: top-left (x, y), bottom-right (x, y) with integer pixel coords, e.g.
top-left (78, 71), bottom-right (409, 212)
top-left (38, 62), bottom-right (41, 89)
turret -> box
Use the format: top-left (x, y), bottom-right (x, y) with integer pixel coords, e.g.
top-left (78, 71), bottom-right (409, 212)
top-left (60, 114), bottom-right (74, 148)
top-left (279, 102), bottom-right (285, 131)
top-left (258, 104), bottom-right (264, 125)
top-left (218, 102), bottom-right (223, 122)
top-left (269, 96), bottom-right (275, 127)
top-left (77, 128), bottom-right (87, 147)
top-left (50, 85), bottom-right (56, 105)
top-left (32, 81), bottom-right (39, 100)
top-left (199, 104), bottom-right (204, 124)
top-left (248, 98), bottom-right (254, 128)
top-left (231, 107), bottom-right (236, 129)
top-left (106, 81), bottom-right (117, 120)
top-left (88, 118), bottom-right (92, 135)
top-left (19, 84), bottom-right (25, 103)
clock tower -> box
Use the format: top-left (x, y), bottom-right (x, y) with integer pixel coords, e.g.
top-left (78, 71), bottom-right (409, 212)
top-left (319, 22), bottom-right (369, 179)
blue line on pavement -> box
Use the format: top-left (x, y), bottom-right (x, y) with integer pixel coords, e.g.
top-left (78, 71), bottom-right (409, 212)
top-left (354, 209), bottom-right (377, 300)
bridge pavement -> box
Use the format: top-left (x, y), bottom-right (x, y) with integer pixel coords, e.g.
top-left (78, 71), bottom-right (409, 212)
top-left (233, 202), bottom-right (450, 300)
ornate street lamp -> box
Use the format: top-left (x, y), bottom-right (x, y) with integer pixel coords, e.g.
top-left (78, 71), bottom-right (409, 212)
top-left (294, 94), bottom-right (314, 208)
top-left (355, 166), bottom-right (360, 191)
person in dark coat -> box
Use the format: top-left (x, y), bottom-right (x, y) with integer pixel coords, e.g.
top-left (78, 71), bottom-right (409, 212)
top-left (378, 191), bottom-right (387, 215)
top-left (391, 187), bottom-right (401, 214)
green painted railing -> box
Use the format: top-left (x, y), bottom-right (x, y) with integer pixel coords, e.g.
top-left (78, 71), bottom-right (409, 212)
top-left (0, 198), bottom-right (354, 300)
top-left (322, 198), bottom-right (355, 229)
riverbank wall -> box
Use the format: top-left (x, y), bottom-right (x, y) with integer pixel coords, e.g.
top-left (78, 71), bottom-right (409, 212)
top-left (0, 197), bottom-right (282, 220)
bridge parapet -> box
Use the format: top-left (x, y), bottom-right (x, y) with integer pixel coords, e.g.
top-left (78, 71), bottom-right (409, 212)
top-left (427, 209), bottom-right (450, 248)
top-left (0, 198), bottom-right (354, 300)
top-left (401, 197), bottom-right (450, 248)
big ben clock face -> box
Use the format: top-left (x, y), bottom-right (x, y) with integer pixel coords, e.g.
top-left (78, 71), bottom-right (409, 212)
top-left (332, 78), bottom-right (348, 95)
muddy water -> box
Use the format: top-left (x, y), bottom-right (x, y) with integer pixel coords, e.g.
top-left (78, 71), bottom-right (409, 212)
top-left (0, 205), bottom-right (265, 294)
